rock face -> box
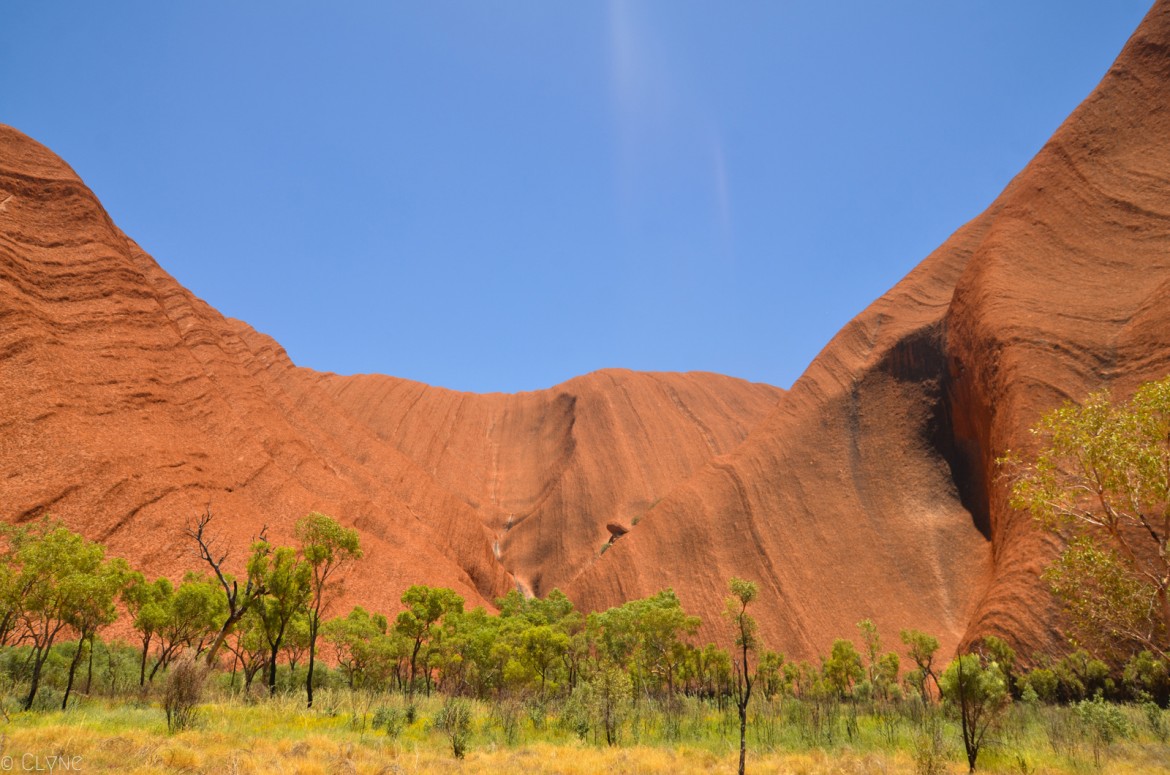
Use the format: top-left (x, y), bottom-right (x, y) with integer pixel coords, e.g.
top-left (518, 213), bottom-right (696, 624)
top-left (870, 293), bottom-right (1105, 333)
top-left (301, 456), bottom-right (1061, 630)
top-left (566, 0), bottom-right (1170, 657)
top-left (0, 128), bottom-right (781, 618)
top-left (3, 2), bottom-right (1170, 660)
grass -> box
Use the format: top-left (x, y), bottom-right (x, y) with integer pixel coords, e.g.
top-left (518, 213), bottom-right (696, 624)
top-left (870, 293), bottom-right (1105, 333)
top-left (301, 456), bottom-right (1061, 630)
top-left (1, 693), bottom-right (1169, 773)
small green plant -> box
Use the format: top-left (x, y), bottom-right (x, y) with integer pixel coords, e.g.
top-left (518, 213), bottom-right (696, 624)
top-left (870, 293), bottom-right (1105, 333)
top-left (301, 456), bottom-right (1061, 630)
top-left (1142, 700), bottom-right (1168, 743)
top-left (372, 703), bottom-right (404, 738)
top-left (436, 696), bottom-right (472, 759)
top-left (491, 695), bottom-right (523, 745)
top-left (1075, 694), bottom-right (1130, 769)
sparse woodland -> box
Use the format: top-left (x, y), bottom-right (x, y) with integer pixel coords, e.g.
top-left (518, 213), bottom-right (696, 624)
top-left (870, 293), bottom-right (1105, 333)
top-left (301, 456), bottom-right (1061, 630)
top-left (4, 381), bottom-right (1170, 773)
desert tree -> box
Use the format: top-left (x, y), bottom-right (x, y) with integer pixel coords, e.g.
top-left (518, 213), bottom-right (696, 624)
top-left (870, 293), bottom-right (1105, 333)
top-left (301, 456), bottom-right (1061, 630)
top-left (147, 574), bottom-right (227, 681)
top-left (519, 623), bottom-right (570, 700)
top-left (395, 584), bottom-right (464, 698)
top-left (256, 545), bottom-right (311, 695)
top-left (225, 608), bottom-right (269, 695)
top-left (940, 651), bottom-right (1010, 773)
top-left (123, 573), bottom-right (174, 686)
top-left (186, 507), bottom-right (271, 666)
top-left (900, 628), bottom-right (941, 703)
top-left (1005, 376), bottom-right (1170, 658)
top-left (7, 522), bottom-right (109, 710)
top-left (724, 577), bottom-right (759, 775)
top-left (823, 638), bottom-right (864, 700)
top-left (295, 511), bottom-right (361, 707)
top-left (61, 556), bottom-right (130, 709)
top-left (0, 529), bottom-right (31, 647)
top-left (322, 605), bottom-right (391, 690)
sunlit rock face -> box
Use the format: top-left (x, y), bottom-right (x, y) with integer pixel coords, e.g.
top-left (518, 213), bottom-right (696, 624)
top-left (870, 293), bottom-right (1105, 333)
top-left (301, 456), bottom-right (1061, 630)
top-left (4, 1), bottom-right (1170, 658)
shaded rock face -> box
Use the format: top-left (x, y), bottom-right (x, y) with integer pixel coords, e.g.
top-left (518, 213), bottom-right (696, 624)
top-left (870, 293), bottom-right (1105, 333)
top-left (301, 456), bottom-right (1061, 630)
top-left (3, 2), bottom-right (1170, 660)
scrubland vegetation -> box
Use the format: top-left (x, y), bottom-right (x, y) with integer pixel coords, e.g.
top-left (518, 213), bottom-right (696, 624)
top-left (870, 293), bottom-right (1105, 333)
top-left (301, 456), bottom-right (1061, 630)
top-left (4, 377), bottom-right (1170, 772)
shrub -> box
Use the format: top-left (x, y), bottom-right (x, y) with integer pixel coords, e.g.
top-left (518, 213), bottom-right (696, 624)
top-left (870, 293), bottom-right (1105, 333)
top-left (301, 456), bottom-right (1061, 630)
top-left (372, 703), bottom-right (405, 738)
top-left (1017, 667), bottom-right (1059, 704)
top-left (436, 696), bottom-right (473, 759)
top-left (1075, 694), bottom-right (1130, 769)
top-left (163, 655), bottom-right (207, 733)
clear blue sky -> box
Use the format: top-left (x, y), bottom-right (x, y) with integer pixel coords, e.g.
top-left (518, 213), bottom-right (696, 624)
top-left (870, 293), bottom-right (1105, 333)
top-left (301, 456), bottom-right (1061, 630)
top-left (1, 2), bottom-right (1154, 393)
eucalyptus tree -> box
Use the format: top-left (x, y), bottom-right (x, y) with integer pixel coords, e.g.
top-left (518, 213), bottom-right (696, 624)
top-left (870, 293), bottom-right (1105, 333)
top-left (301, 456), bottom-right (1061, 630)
top-left (61, 556), bottom-right (130, 709)
top-left (1006, 376), bottom-right (1170, 658)
top-left (295, 511), bottom-right (361, 707)
top-left (725, 577), bottom-right (759, 775)
top-left (256, 545), bottom-right (311, 695)
top-left (7, 522), bottom-right (111, 710)
top-left (395, 584), bottom-right (464, 698)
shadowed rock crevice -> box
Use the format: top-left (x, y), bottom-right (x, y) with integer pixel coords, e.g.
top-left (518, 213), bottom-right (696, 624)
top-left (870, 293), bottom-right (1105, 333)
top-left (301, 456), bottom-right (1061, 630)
top-left (874, 322), bottom-right (992, 541)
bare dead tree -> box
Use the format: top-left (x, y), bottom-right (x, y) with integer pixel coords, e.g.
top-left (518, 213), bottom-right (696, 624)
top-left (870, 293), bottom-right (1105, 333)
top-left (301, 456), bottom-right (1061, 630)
top-left (186, 506), bottom-right (270, 666)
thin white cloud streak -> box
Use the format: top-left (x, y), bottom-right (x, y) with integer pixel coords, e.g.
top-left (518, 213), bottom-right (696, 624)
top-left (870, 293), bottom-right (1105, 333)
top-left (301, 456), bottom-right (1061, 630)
top-left (607, 1), bottom-right (734, 261)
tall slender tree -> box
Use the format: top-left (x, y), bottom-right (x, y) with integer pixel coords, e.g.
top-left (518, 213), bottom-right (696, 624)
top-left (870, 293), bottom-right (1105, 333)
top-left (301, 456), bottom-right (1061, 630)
top-left (724, 578), bottom-right (759, 775)
top-left (296, 512), bottom-right (361, 707)
top-left (256, 545), bottom-right (311, 695)
top-left (61, 556), bottom-right (130, 709)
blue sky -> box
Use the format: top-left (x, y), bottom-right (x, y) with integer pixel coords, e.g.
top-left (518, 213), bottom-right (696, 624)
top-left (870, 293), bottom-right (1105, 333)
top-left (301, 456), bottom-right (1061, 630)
top-left (1, 2), bottom-right (1154, 392)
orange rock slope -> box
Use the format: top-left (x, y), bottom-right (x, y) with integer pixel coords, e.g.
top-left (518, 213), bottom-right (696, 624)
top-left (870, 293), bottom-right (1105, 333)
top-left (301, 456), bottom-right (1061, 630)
top-left (3, 1), bottom-right (1170, 660)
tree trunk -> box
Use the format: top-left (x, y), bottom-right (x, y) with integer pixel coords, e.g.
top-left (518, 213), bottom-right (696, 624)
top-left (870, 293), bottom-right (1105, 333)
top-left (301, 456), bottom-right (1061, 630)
top-left (62, 638), bottom-right (87, 710)
top-left (139, 634), bottom-right (151, 687)
top-left (268, 643), bottom-right (280, 695)
top-left (85, 635), bottom-right (95, 695)
top-left (408, 639), bottom-right (422, 699)
top-left (738, 703), bottom-right (748, 775)
top-left (306, 618), bottom-right (318, 708)
top-left (203, 610), bottom-right (245, 667)
top-left (24, 648), bottom-right (47, 711)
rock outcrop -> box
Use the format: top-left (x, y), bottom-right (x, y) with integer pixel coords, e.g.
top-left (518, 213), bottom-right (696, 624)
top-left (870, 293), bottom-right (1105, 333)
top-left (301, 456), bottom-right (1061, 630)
top-left (3, 1), bottom-right (1170, 659)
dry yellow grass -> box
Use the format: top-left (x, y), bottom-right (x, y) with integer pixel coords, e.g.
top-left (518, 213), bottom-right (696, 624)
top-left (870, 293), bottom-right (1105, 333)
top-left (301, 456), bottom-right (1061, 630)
top-left (0, 726), bottom-right (922, 775)
top-left (2, 698), bottom-right (1168, 774)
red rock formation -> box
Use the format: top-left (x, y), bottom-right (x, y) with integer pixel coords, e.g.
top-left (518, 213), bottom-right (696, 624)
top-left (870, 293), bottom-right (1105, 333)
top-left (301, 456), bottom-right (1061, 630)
top-left (3, 1), bottom-right (1170, 660)
top-left (0, 128), bottom-right (780, 619)
top-left (313, 369), bottom-right (782, 598)
top-left (566, 0), bottom-right (1170, 658)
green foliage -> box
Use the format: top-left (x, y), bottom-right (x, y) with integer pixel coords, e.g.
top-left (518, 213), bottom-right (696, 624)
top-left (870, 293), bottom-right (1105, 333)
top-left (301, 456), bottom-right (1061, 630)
top-left (1123, 650), bottom-right (1170, 705)
top-left (1005, 377), bottom-right (1170, 658)
top-left (756, 650), bottom-right (789, 701)
top-left (296, 512), bottom-right (363, 571)
top-left (372, 701), bottom-right (406, 738)
top-left (1017, 667), bottom-right (1059, 704)
top-left (1053, 649), bottom-right (1111, 702)
top-left (256, 546), bottom-right (311, 694)
top-left (435, 695), bottom-right (473, 758)
top-left (567, 661), bottom-right (633, 746)
top-left (823, 639), bottom-right (864, 700)
top-left (900, 629), bottom-right (940, 703)
top-left (1075, 694), bottom-right (1130, 768)
top-left (295, 511), bottom-right (362, 707)
top-left (323, 606), bottom-right (393, 690)
top-left (396, 585), bottom-right (464, 697)
top-left (0, 521), bottom-right (127, 709)
top-left (940, 653), bottom-right (1010, 772)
